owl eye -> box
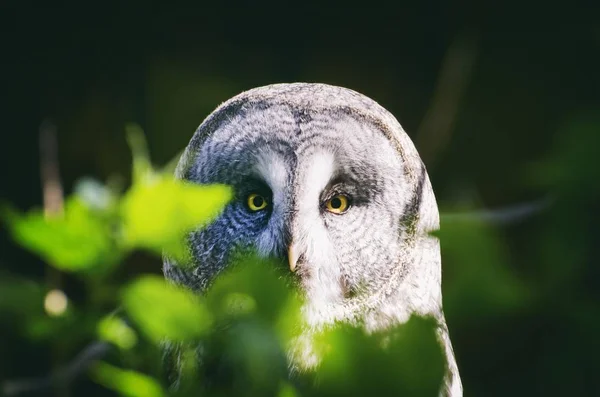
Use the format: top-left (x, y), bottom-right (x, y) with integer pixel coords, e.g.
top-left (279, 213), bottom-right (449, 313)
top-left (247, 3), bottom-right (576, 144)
top-left (325, 194), bottom-right (349, 214)
top-left (246, 193), bottom-right (269, 211)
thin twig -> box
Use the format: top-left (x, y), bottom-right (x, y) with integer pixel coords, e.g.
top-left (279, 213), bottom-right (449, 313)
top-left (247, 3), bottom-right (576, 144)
top-left (441, 196), bottom-right (554, 225)
top-left (39, 119), bottom-right (64, 290)
top-left (416, 32), bottom-right (479, 168)
top-left (1, 342), bottom-right (112, 396)
top-left (39, 120), bottom-right (67, 397)
top-left (39, 120), bottom-right (64, 219)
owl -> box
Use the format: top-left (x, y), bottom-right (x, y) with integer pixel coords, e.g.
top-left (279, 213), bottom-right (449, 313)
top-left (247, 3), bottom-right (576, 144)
top-left (163, 83), bottom-right (462, 396)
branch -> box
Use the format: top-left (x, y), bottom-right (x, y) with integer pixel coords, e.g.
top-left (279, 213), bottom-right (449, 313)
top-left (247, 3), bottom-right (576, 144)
top-left (416, 32), bottom-right (479, 167)
top-left (1, 341), bottom-right (112, 396)
top-left (441, 196), bottom-right (554, 225)
top-left (39, 120), bottom-right (64, 218)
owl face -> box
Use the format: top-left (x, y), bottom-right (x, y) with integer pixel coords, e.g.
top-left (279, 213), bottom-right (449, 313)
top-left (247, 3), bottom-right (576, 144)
top-left (185, 104), bottom-right (407, 324)
top-left (165, 83), bottom-right (442, 331)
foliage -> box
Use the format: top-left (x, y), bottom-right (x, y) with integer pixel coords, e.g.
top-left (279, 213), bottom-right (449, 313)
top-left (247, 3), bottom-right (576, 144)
top-left (0, 128), bottom-right (445, 397)
top-left (1, 114), bottom-right (599, 396)
top-left (2, 196), bottom-right (121, 272)
top-left (122, 276), bottom-right (212, 344)
top-left (92, 362), bottom-right (166, 397)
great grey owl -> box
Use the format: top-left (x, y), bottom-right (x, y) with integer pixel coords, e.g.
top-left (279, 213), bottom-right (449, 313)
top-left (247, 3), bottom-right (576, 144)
top-left (163, 83), bottom-right (462, 396)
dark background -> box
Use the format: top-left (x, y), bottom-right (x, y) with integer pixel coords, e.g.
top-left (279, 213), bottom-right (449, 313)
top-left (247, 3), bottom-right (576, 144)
top-left (1, 2), bottom-right (599, 396)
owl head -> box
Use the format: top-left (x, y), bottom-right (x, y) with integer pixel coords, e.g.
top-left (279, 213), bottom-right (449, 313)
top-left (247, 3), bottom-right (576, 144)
top-left (164, 82), bottom-right (444, 327)
top-left (163, 83), bottom-right (460, 394)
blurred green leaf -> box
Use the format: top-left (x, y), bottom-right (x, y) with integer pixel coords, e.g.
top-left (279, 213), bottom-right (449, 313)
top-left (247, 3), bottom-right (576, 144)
top-left (122, 275), bottom-right (212, 343)
top-left (205, 320), bottom-right (287, 396)
top-left (25, 312), bottom-right (75, 340)
top-left (126, 123), bottom-right (153, 184)
top-left (121, 123), bottom-right (232, 261)
top-left (120, 175), bottom-right (231, 261)
top-left (206, 254), bottom-right (302, 341)
top-left (92, 362), bottom-right (165, 397)
top-left (527, 112), bottom-right (600, 199)
top-left (2, 197), bottom-right (121, 272)
top-left (0, 275), bottom-right (44, 314)
top-left (312, 316), bottom-right (445, 397)
top-left (98, 315), bottom-right (138, 350)
top-left (162, 149), bottom-right (185, 176)
top-left (279, 382), bottom-right (299, 397)
top-left (436, 217), bottom-right (530, 326)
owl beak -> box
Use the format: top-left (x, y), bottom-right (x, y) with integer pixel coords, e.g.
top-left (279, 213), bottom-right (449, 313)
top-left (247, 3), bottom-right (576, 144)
top-left (288, 243), bottom-right (299, 272)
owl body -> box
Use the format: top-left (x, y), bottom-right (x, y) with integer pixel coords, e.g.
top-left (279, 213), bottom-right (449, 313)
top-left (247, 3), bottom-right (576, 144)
top-left (164, 83), bottom-right (462, 396)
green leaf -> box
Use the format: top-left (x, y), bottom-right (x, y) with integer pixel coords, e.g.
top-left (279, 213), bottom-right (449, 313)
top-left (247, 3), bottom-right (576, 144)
top-left (2, 197), bottom-right (121, 271)
top-left (526, 112), bottom-right (600, 199)
top-left (98, 315), bottom-right (138, 350)
top-left (278, 382), bottom-right (300, 397)
top-left (162, 149), bottom-right (185, 176)
top-left (126, 123), bottom-right (153, 183)
top-left (312, 316), bottom-right (445, 397)
top-left (92, 362), bottom-right (165, 397)
top-left (120, 175), bottom-right (231, 261)
top-left (122, 276), bottom-right (212, 343)
top-left (436, 216), bottom-right (531, 326)
top-left (121, 123), bottom-right (231, 260)
top-left (0, 275), bottom-right (44, 314)
top-left (206, 253), bottom-right (302, 339)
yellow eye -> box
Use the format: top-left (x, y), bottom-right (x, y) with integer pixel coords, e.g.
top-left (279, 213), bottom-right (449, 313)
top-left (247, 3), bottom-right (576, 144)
top-left (247, 193), bottom-right (268, 211)
top-left (325, 194), bottom-right (349, 214)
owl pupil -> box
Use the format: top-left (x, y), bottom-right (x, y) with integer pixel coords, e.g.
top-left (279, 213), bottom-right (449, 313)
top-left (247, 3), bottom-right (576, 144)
top-left (331, 197), bottom-right (342, 209)
top-left (252, 196), bottom-right (264, 208)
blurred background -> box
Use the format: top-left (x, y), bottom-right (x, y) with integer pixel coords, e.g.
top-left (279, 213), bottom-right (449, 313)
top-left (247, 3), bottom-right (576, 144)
top-left (1, 2), bottom-right (599, 396)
